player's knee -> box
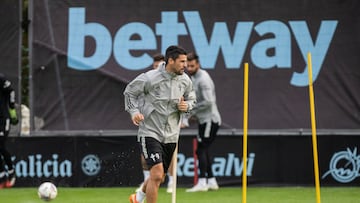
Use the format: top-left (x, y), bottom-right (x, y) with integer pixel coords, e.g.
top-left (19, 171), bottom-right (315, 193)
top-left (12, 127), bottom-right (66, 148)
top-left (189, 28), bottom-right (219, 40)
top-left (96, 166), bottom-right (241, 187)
top-left (150, 173), bottom-right (164, 184)
top-left (150, 165), bottom-right (165, 184)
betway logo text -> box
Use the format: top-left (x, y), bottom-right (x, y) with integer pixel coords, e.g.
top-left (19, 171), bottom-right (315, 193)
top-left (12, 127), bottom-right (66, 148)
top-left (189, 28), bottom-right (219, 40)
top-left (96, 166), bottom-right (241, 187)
top-left (177, 153), bottom-right (255, 177)
top-left (68, 8), bottom-right (338, 86)
top-left (12, 154), bottom-right (72, 178)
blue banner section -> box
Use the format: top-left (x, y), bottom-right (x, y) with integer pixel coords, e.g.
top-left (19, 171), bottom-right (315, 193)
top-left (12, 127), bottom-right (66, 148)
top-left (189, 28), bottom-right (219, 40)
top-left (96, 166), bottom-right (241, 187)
top-left (30, 0), bottom-right (360, 130)
top-left (8, 135), bottom-right (360, 187)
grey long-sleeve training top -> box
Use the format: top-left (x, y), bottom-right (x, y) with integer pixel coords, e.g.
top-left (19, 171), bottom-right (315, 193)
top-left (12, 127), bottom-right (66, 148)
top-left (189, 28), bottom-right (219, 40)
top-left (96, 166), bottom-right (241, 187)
top-left (190, 69), bottom-right (221, 125)
top-left (124, 63), bottom-right (196, 143)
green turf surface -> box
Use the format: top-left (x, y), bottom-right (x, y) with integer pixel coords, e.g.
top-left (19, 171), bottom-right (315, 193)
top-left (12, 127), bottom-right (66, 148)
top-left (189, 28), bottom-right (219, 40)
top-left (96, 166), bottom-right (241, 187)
top-left (0, 187), bottom-right (359, 203)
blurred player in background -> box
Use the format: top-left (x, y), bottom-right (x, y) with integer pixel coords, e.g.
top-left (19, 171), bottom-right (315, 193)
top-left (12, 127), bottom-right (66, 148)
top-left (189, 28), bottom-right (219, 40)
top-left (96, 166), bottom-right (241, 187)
top-left (0, 73), bottom-right (18, 188)
top-left (183, 52), bottom-right (221, 192)
top-left (125, 46), bottom-right (196, 203)
top-left (152, 53), bottom-right (165, 69)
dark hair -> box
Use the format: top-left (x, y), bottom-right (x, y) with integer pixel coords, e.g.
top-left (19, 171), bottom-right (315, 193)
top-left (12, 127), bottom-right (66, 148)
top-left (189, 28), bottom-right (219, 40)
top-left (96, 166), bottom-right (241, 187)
top-left (187, 52), bottom-right (199, 62)
top-left (153, 53), bottom-right (165, 62)
top-left (165, 45), bottom-right (187, 63)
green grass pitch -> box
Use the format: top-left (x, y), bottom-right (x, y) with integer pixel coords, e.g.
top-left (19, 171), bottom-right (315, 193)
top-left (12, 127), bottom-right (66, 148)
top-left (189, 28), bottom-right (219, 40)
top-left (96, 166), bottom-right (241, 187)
top-left (0, 187), bottom-right (359, 203)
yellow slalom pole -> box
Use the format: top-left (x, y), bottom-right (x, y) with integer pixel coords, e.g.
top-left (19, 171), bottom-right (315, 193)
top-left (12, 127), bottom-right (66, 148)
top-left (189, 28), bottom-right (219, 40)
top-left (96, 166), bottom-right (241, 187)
top-left (307, 52), bottom-right (321, 203)
top-left (242, 63), bottom-right (249, 203)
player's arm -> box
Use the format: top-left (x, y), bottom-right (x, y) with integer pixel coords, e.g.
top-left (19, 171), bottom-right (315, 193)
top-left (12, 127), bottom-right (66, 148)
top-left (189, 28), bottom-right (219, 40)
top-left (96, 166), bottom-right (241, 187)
top-left (123, 73), bottom-right (147, 125)
top-left (182, 79), bottom-right (197, 112)
top-left (191, 82), bottom-right (213, 115)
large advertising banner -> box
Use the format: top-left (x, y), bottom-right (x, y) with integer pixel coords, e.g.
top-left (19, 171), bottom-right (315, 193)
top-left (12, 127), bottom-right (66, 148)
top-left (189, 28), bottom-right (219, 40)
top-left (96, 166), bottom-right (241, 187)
top-left (8, 135), bottom-right (360, 187)
top-left (30, 0), bottom-right (360, 131)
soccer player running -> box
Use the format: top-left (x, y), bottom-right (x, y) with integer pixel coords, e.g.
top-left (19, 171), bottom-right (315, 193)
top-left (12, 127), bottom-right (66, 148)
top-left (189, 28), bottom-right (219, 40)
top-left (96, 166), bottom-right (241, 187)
top-left (125, 46), bottom-right (196, 203)
top-left (0, 73), bottom-right (18, 188)
top-left (135, 53), bottom-right (165, 193)
top-left (184, 52), bottom-right (222, 192)
top-left (150, 53), bottom-right (176, 193)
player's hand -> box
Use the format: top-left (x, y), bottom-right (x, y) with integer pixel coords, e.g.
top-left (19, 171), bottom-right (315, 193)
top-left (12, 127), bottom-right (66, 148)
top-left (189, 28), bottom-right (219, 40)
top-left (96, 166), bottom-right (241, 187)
top-left (177, 97), bottom-right (188, 112)
top-left (132, 113), bottom-right (144, 126)
top-left (9, 108), bottom-right (18, 125)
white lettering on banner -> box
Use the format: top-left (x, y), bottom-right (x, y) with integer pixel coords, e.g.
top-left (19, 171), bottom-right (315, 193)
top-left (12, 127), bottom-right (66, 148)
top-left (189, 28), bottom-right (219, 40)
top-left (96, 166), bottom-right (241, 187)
top-left (12, 154), bottom-right (72, 178)
top-left (67, 8), bottom-right (338, 87)
top-left (322, 147), bottom-right (360, 183)
top-left (177, 153), bottom-right (255, 177)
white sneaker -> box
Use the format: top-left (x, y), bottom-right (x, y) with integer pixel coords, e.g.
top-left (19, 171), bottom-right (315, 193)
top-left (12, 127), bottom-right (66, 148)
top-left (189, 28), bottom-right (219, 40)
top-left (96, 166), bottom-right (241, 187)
top-left (186, 182), bottom-right (208, 192)
top-left (129, 193), bottom-right (145, 203)
top-left (207, 177), bottom-right (219, 190)
top-left (166, 186), bottom-right (173, 193)
top-left (167, 181), bottom-right (173, 193)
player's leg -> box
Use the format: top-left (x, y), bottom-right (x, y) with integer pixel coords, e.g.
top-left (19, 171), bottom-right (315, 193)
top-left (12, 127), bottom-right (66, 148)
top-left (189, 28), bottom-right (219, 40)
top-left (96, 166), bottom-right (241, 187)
top-left (130, 137), bottom-right (151, 203)
top-left (130, 137), bottom-right (174, 203)
top-left (2, 148), bottom-right (15, 188)
top-left (0, 127), bottom-right (15, 188)
top-left (0, 155), bottom-right (6, 188)
top-left (163, 142), bottom-right (176, 193)
top-left (145, 163), bottom-right (164, 203)
top-left (186, 142), bottom-right (209, 192)
top-left (205, 121), bottom-right (220, 190)
top-left (144, 138), bottom-right (175, 203)
top-left (166, 159), bottom-right (174, 193)
top-left (0, 124), bottom-right (7, 188)
top-left (141, 155), bottom-right (150, 181)
top-left (186, 122), bottom-right (209, 192)
top-left (197, 142), bottom-right (208, 178)
top-left (135, 142), bottom-right (150, 192)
